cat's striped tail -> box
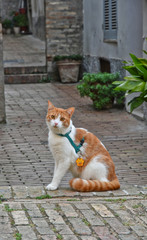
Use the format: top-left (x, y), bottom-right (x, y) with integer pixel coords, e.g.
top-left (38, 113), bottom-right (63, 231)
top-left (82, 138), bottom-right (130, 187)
top-left (69, 178), bottom-right (120, 192)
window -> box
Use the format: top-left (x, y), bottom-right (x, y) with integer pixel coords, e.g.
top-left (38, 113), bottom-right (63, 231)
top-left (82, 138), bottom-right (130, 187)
top-left (100, 58), bottom-right (111, 73)
top-left (104, 0), bottom-right (117, 41)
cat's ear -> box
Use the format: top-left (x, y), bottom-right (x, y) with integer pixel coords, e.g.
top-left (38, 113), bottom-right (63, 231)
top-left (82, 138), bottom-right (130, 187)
top-left (66, 107), bottom-right (75, 117)
top-left (48, 100), bottom-right (54, 111)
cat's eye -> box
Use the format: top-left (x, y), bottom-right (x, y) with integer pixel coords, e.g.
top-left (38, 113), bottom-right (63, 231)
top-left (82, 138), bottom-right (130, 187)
top-left (51, 115), bottom-right (55, 119)
top-left (60, 117), bottom-right (65, 121)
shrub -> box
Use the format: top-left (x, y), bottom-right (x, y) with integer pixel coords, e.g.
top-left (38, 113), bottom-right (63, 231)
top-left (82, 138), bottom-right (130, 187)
top-left (77, 72), bottom-right (124, 110)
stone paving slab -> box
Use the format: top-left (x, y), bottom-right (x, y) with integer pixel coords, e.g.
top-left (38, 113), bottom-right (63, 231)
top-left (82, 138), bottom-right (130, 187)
top-left (0, 185), bottom-right (146, 240)
top-left (0, 185), bottom-right (147, 200)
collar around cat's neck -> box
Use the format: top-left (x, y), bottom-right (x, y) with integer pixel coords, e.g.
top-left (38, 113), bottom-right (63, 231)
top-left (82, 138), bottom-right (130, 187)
top-left (57, 130), bottom-right (85, 154)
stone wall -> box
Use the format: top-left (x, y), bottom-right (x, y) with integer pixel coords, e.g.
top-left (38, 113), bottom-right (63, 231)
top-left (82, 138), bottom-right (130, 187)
top-left (45, 0), bottom-right (83, 78)
top-left (83, 56), bottom-right (126, 80)
top-left (1, 0), bottom-right (19, 20)
top-left (0, 23), bottom-right (6, 123)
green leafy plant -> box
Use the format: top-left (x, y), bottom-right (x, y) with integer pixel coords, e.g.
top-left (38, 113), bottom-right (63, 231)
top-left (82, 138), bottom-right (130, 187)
top-left (57, 234), bottom-right (63, 240)
top-left (77, 72), bottom-right (124, 110)
top-left (113, 53), bottom-right (147, 112)
top-left (2, 19), bottom-right (12, 29)
top-left (53, 55), bottom-right (82, 62)
top-left (82, 218), bottom-right (91, 226)
top-left (15, 232), bottom-right (22, 240)
top-left (13, 12), bottom-right (28, 27)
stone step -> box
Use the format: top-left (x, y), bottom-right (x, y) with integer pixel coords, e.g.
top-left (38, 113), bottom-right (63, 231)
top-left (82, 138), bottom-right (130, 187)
top-left (5, 73), bottom-right (49, 84)
top-left (4, 66), bottom-right (46, 75)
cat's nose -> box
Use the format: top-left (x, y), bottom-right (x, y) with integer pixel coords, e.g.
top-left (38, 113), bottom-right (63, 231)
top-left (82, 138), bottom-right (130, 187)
top-left (54, 122), bottom-right (58, 126)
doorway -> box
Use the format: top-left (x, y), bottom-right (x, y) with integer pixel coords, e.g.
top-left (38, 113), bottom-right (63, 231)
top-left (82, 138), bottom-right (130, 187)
top-left (2, 0), bottom-right (47, 83)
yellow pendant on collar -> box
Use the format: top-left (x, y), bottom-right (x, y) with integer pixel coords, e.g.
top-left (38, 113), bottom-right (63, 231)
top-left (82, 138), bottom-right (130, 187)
top-left (76, 158), bottom-right (84, 167)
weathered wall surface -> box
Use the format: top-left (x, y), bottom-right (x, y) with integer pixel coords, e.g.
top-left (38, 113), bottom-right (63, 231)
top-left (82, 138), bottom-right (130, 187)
top-left (45, 0), bottom-right (83, 77)
top-left (1, 0), bottom-right (19, 20)
top-left (0, 23), bottom-right (6, 123)
top-left (83, 0), bottom-right (143, 72)
top-left (31, 0), bottom-right (45, 40)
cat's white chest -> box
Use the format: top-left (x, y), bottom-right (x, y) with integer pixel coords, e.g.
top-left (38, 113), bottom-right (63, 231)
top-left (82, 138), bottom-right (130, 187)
top-left (48, 131), bottom-right (77, 162)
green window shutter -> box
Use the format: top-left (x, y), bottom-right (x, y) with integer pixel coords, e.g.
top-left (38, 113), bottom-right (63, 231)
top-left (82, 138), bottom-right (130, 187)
top-left (104, 0), bottom-right (117, 40)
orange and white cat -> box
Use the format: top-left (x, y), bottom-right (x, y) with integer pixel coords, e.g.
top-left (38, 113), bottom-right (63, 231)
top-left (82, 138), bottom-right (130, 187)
top-left (46, 100), bottom-right (120, 192)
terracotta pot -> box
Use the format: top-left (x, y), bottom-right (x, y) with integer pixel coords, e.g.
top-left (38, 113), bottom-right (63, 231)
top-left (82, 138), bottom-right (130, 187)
top-left (57, 60), bottom-right (81, 83)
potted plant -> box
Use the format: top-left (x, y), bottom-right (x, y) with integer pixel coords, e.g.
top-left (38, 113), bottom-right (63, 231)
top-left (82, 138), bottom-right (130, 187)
top-left (13, 12), bottom-right (28, 34)
top-left (53, 55), bottom-right (82, 83)
top-left (113, 53), bottom-right (147, 113)
top-left (12, 12), bottom-right (20, 34)
top-left (77, 72), bottom-right (124, 110)
top-left (2, 19), bottom-right (12, 34)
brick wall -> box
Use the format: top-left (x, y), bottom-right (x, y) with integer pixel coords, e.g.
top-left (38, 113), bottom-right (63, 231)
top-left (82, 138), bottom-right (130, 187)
top-left (45, 0), bottom-right (83, 77)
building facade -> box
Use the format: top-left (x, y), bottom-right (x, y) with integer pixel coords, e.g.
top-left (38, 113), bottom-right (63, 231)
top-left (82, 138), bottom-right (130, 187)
top-left (83, 0), bottom-right (143, 73)
top-left (83, 0), bottom-right (147, 120)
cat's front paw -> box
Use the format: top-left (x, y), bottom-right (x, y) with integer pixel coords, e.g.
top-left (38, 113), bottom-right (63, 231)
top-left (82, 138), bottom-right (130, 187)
top-left (46, 184), bottom-right (58, 191)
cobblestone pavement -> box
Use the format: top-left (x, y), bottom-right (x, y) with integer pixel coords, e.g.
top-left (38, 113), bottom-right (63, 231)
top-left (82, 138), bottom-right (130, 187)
top-left (0, 83), bottom-right (147, 187)
top-left (0, 185), bottom-right (146, 240)
top-left (0, 83), bottom-right (147, 239)
top-left (3, 35), bottom-right (46, 68)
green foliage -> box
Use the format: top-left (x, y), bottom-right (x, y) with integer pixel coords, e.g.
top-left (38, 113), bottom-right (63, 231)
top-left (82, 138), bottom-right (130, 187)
top-left (36, 194), bottom-right (52, 199)
top-left (104, 198), bottom-right (127, 203)
top-left (82, 218), bottom-right (91, 226)
top-left (5, 204), bottom-right (14, 212)
top-left (77, 72), bottom-right (124, 110)
top-left (57, 234), bottom-right (63, 240)
top-left (39, 75), bottom-right (51, 83)
top-left (67, 198), bottom-right (79, 201)
top-left (0, 195), bottom-right (3, 204)
top-left (15, 232), bottom-right (22, 240)
top-left (2, 19), bottom-right (12, 29)
top-left (53, 55), bottom-right (82, 61)
top-left (113, 53), bottom-right (147, 112)
top-left (13, 14), bottom-right (28, 27)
